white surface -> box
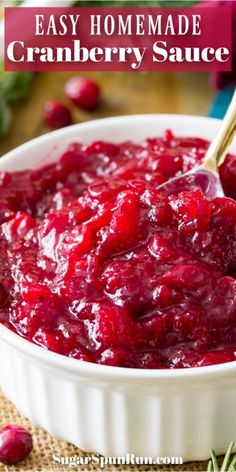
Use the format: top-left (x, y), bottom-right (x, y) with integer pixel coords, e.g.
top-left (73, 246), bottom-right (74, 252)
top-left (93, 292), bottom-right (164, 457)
top-left (0, 114), bottom-right (236, 461)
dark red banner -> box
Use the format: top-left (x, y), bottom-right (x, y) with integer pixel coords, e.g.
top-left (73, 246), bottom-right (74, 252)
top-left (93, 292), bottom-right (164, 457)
top-left (4, 6), bottom-right (232, 72)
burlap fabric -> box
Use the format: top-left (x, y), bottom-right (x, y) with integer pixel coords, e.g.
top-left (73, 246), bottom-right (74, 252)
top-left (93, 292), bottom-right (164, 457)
top-left (0, 391), bottom-right (217, 472)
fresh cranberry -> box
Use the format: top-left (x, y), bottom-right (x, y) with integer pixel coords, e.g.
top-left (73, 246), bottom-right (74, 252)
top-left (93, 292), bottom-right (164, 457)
top-left (0, 425), bottom-right (33, 465)
top-left (64, 76), bottom-right (100, 110)
top-left (43, 100), bottom-right (72, 129)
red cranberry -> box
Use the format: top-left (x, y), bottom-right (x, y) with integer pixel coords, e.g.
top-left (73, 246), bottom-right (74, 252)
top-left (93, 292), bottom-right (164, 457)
top-left (152, 285), bottom-right (172, 308)
top-left (148, 234), bottom-right (174, 262)
top-left (69, 347), bottom-right (93, 362)
top-left (0, 425), bottom-right (33, 465)
top-left (1, 212), bottom-right (36, 243)
top-left (163, 264), bottom-right (209, 290)
top-left (0, 172), bottom-right (11, 187)
top-left (64, 76), bottom-right (100, 111)
top-left (165, 129), bottom-right (174, 142)
top-left (136, 351), bottom-right (163, 369)
top-left (196, 350), bottom-right (236, 367)
top-left (86, 141), bottom-right (119, 157)
top-left (33, 328), bottom-right (76, 355)
top-left (43, 100), bottom-right (72, 129)
top-left (10, 285), bottom-right (59, 337)
top-left (0, 283), bottom-right (7, 306)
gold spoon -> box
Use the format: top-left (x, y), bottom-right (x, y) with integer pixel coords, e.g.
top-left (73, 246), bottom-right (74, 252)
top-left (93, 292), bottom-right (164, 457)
top-left (157, 88), bottom-right (236, 198)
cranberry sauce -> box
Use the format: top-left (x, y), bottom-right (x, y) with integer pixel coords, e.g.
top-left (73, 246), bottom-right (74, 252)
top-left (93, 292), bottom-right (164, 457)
top-left (0, 130), bottom-right (236, 369)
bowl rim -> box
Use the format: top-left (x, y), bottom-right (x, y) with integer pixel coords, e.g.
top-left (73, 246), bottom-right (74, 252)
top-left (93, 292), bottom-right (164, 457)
top-left (1, 113), bottom-right (236, 382)
top-left (2, 323), bottom-right (236, 381)
top-left (0, 113), bottom-right (223, 169)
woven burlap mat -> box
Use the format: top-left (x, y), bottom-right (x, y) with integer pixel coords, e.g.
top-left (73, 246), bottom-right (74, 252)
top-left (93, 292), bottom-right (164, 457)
top-left (0, 390), bottom-right (213, 472)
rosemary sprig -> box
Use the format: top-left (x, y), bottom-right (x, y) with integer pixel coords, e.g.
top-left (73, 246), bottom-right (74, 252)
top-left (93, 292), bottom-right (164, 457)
top-left (210, 448), bottom-right (219, 472)
top-left (229, 455), bottom-right (236, 472)
top-left (0, 68), bottom-right (34, 137)
top-left (220, 441), bottom-right (234, 472)
top-left (208, 442), bottom-right (236, 472)
top-left (208, 459), bottom-right (213, 472)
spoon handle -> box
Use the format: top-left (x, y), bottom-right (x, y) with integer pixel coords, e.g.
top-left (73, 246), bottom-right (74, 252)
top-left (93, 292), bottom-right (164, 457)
top-left (203, 88), bottom-right (236, 172)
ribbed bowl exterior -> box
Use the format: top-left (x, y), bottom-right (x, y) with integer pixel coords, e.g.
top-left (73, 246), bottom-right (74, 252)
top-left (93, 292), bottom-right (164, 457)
top-left (1, 116), bottom-right (236, 461)
top-left (1, 335), bottom-right (236, 461)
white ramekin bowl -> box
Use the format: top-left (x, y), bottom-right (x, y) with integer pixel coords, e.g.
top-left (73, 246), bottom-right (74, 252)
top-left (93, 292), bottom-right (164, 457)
top-left (0, 115), bottom-right (236, 462)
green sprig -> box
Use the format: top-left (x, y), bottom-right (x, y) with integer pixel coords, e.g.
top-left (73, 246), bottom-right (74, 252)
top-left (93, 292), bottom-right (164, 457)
top-left (208, 442), bottom-right (236, 472)
top-left (0, 68), bottom-right (34, 137)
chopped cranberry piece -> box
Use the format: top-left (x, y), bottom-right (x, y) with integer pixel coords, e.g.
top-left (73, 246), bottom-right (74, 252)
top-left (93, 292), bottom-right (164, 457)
top-left (86, 141), bottom-right (119, 157)
top-left (169, 189), bottom-right (211, 233)
top-left (164, 129), bottom-right (174, 142)
top-left (196, 350), bottom-right (236, 367)
top-left (0, 284), bottom-right (7, 306)
top-left (220, 153), bottom-right (236, 199)
top-left (85, 302), bottom-right (137, 349)
top-left (0, 425), bottom-right (33, 465)
top-left (10, 285), bottom-right (60, 337)
top-left (1, 211), bottom-right (36, 243)
top-left (0, 172), bottom-right (11, 187)
top-left (163, 264), bottom-right (209, 290)
top-left (152, 285), bottom-right (173, 308)
top-left (98, 348), bottom-right (127, 367)
top-left (173, 308), bottom-right (201, 338)
top-left (148, 234), bottom-right (175, 262)
top-left (33, 328), bottom-right (76, 355)
top-left (69, 346), bottom-right (93, 362)
top-left (135, 351), bottom-right (164, 369)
